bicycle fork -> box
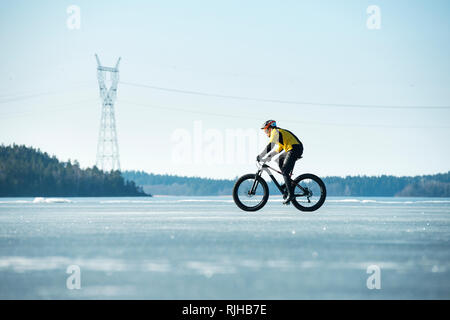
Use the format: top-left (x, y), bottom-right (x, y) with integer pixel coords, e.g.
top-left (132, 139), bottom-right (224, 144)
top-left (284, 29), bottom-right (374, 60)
top-left (249, 170), bottom-right (262, 195)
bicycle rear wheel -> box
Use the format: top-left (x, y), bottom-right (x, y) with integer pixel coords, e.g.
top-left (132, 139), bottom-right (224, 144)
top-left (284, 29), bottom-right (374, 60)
top-left (232, 174), bottom-right (269, 212)
top-left (291, 173), bottom-right (326, 212)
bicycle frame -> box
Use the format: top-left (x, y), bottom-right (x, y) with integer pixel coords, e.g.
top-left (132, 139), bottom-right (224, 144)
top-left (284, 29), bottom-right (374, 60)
top-left (250, 162), bottom-right (310, 198)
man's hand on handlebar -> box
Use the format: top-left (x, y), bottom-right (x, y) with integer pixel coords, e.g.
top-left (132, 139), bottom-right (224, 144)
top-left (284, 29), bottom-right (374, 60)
top-left (256, 155), bottom-right (269, 163)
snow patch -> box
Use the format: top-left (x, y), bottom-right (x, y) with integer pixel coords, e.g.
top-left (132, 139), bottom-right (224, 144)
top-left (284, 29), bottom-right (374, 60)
top-left (33, 197), bottom-right (73, 203)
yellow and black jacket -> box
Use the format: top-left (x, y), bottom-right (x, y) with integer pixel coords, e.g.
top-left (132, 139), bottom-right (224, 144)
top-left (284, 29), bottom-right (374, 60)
top-left (260, 127), bottom-right (303, 158)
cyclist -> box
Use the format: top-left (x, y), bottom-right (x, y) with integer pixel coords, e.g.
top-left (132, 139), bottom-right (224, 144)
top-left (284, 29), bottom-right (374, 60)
top-left (257, 120), bottom-right (303, 204)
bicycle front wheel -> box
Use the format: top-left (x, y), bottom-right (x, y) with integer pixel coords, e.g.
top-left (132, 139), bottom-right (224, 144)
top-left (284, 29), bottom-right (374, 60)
top-left (232, 174), bottom-right (269, 212)
top-left (291, 173), bottom-right (326, 212)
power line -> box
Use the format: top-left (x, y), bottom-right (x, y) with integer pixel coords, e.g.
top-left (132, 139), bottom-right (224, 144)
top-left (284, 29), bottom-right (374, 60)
top-left (0, 98), bottom-right (97, 118)
top-left (120, 81), bottom-right (450, 110)
top-left (121, 99), bottom-right (450, 129)
top-left (0, 83), bottom-right (95, 104)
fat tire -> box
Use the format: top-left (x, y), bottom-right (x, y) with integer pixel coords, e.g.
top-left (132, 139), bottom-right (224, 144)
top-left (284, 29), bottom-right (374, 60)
top-left (232, 174), bottom-right (269, 212)
top-left (291, 173), bottom-right (326, 212)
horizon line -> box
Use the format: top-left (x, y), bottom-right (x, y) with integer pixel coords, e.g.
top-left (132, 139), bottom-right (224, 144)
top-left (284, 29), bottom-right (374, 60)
top-left (121, 169), bottom-right (450, 181)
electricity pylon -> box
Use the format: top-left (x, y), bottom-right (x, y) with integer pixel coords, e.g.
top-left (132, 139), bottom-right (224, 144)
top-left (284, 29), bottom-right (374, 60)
top-left (95, 54), bottom-right (121, 172)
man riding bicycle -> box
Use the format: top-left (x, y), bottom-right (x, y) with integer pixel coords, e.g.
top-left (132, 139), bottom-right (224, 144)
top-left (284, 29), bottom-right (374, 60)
top-left (257, 120), bottom-right (303, 205)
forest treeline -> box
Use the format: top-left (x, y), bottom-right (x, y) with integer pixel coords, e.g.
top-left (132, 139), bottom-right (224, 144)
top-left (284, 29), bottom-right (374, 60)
top-left (123, 171), bottom-right (235, 196)
top-left (1, 144), bottom-right (448, 197)
top-left (0, 145), bottom-right (149, 197)
top-left (123, 170), bottom-right (450, 197)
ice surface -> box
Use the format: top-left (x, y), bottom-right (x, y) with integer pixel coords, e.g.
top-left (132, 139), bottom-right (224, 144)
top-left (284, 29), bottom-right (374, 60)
top-left (0, 196), bottom-right (449, 299)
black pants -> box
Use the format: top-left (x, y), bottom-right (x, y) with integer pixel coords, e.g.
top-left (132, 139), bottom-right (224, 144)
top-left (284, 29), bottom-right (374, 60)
top-left (279, 144), bottom-right (303, 197)
top-left (278, 144), bottom-right (303, 177)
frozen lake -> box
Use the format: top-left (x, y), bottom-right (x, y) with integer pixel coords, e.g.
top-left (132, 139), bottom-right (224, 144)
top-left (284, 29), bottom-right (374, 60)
top-left (0, 196), bottom-right (449, 299)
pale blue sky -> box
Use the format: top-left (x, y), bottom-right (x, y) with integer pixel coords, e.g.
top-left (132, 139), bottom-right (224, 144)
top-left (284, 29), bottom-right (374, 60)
top-left (1, 0), bottom-right (449, 179)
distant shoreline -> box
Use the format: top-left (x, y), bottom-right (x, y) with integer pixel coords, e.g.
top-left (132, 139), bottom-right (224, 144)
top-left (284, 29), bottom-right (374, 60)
top-left (122, 170), bottom-right (450, 197)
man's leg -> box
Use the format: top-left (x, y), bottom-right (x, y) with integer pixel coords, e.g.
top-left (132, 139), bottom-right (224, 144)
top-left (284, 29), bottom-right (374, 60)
top-left (281, 144), bottom-right (303, 203)
top-left (277, 153), bottom-right (287, 194)
top-left (281, 151), bottom-right (297, 204)
top-left (278, 153), bottom-right (286, 171)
